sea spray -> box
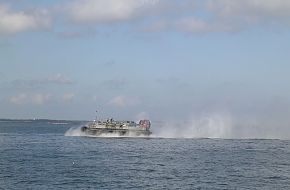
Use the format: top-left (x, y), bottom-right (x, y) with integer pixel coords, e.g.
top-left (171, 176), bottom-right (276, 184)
top-left (64, 112), bottom-right (290, 139)
top-left (64, 126), bottom-right (86, 136)
top-left (152, 112), bottom-right (290, 139)
top-left (153, 113), bottom-right (233, 139)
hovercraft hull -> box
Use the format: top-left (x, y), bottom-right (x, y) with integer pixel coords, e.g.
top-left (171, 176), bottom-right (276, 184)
top-left (81, 126), bottom-right (152, 136)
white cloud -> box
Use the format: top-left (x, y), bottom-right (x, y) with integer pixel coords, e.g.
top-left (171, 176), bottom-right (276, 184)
top-left (9, 92), bottom-right (76, 105)
top-left (144, 0), bottom-right (290, 34)
top-left (208, 0), bottom-right (290, 19)
top-left (174, 18), bottom-right (210, 33)
top-left (0, 5), bottom-right (51, 35)
top-left (32, 93), bottom-right (52, 105)
top-left (8, 74), bottom-right (74, 89)
top-left (135, 111), bottom-right (149, 120)
top-left (108, 95), bottom-right (140, 108)
top-left (9, 93), bottom-right (27, 105)
top-left (64, 0), bottom-right (198, 28)
top-left (206, 0), bottom-right (290, 31)
top-left (9, 93), bottom-right (52, 105)
top-left (143, 18), bottom-right (220, 34)
top-left (65, 0), bottom-right (148, 24)
top-left (47, 74), bottom-right (74, 84)
top-left (108, 96), bottom-right (127, 108)
top-left (2, 0), bottom-right (290, 35)
top-left (62, 93), bottom-right (75, 103)
top-left (101, 78), bottom-right (127, 89)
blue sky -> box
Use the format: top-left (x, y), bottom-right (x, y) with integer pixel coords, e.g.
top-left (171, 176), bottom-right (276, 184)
top-left (1, 0), bottom-right (290, 127)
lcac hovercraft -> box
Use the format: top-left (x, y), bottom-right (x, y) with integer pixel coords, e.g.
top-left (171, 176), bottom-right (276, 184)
top-left (81, 114), bottom-right (152, 136)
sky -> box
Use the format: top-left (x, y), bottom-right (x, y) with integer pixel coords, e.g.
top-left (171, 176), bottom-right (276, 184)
top-left (1, 0), bottom-right (290, 130)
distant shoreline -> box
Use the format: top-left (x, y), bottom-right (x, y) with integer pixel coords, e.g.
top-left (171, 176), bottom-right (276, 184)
top-left (0, 118), bottom-right (88, 122)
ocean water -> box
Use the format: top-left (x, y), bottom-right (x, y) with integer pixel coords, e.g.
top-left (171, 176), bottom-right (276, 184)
top-left (0, 120), bottom-right (290, 189)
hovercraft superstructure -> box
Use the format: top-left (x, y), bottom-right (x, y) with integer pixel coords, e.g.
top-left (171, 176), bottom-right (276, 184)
top-left (81, 118), bottom-right (152, 136)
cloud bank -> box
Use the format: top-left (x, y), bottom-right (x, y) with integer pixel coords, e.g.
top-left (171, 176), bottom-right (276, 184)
top-left (6, 74), bottom-right (74, 89)
top-left (1, 0), bottom-right (290, 36)
top-left (205, 0), bottom-right (290, 31)
top-left (65, 0), bottom-right (147, 23)
top-left (108, 95), bottom-right (140, 108)
top-left (9, 93), bottom-right (52, 105)
top-left (8, 92), bottom-right (76, 106)
top-left (0, 4), bottom-right (51, 35)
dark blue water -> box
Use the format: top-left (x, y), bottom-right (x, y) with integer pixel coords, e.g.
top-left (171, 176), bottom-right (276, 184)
top-left (1, 120), bottom-right (290, 189)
